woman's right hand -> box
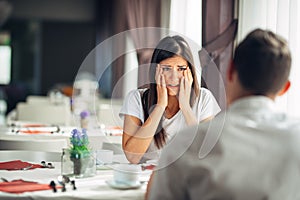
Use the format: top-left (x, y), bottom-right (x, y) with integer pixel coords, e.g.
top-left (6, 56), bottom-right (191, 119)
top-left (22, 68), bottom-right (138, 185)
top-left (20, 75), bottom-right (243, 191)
top-left (155, 64), bottom-right (168, 108)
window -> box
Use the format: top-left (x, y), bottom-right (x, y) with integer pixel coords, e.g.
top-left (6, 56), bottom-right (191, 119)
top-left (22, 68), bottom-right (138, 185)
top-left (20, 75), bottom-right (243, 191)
top-left (238, 0), bottom-right (300, 118)
top-left (0, 32), bottom-right (11, 84)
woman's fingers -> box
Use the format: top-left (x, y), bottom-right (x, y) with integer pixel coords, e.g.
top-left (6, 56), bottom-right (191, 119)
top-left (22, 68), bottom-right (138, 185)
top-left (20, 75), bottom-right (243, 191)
top-left (156, 64), bottom-right (165, 87)
top-left (185, 68), bottom-right (193, 86)
top-left (161, 71), bottom-right (166, 87)
top-left (156, 64), bottom-right (168, 108)
top-left (180, 76), bottom-right (184, 91)
top-left (156, 65), bottom-right (166, 88)
top-left (155, 64), bottom-right (160, 84)
top-left (179, 68), bottom-right (193, 109)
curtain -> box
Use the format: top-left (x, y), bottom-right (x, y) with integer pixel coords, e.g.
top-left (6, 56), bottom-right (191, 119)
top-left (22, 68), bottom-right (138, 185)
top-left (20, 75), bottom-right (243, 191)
top-left (202, 0), bottom-right (237, 110)
top-left (0, 1), bottom-right (12, 27)
top-left (238, 0), bottom-right (300, 119)
top-left (97, 0), bottom-right (163, 98)
top-left (124, 0), bottom-right (162, 88)
top-left (169, 0), bottom-right (202, 46)
top-left (169, 0), bottom-right (205, 88)
top-left (110, 0), bottom-right (127, 98)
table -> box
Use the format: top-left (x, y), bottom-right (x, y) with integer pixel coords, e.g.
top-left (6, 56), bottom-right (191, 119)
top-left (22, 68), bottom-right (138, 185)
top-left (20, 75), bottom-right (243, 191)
top-left (0, 155), bottom-right (151, 200)
top-left (0, 125), bottom-right (122, 152)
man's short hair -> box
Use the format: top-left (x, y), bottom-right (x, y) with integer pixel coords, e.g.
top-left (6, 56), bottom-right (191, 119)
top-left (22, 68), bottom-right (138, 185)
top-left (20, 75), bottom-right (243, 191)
top-left (233, 29), bottom-right (291, 95)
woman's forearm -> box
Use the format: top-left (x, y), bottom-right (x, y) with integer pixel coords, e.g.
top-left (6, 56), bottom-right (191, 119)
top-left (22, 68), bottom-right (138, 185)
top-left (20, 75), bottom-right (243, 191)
top-left (123, 105), bottom-right (165, 163)
top-left (180, 105), bottom-right (198, 126)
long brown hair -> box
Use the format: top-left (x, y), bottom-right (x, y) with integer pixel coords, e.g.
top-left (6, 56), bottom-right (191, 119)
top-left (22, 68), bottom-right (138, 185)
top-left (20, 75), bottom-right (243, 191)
top-left (141, 35), bottom-right (200, 148)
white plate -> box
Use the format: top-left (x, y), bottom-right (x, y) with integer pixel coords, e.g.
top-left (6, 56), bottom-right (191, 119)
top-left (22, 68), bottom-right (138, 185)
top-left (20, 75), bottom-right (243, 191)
top-left (146, 159), bottom-right (158, 165)
top-left (106, 180), bottom-right (142, 190)
top-left (96, 164), bottom-right (113, 170)
top-left (96, 162), bottom-right (119, 170)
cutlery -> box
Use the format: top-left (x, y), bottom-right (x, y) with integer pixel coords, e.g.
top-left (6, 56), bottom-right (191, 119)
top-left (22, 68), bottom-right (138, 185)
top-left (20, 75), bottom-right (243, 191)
top-left (21, 165), bottom-right (33, 170)
top-left (57, 175), bottom-right (70, 184)
top-left (41, 161), bottom-right (55, 169)
top-left (1, 177), bottom-right (8, 182)
top-left (57, 175), bottom-right (76, 191)
top-left (49, 180), bottom-right (57, 193)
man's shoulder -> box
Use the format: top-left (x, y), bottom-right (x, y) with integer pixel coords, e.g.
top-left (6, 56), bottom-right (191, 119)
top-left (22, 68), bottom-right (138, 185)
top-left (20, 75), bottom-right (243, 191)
top-left (157, 120), bottom-right (220, 168)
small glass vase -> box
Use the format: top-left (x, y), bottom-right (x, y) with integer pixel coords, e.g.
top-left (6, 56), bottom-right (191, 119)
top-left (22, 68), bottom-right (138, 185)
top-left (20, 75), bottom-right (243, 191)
top-left (61, 148), bottom-right (96, 178)
top-left (80, 118), bottom-right (89, 129)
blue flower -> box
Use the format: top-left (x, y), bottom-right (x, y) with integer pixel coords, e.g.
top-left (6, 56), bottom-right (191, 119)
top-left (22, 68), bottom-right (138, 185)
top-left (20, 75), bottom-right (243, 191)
top-left (69, 128), bottom-right (90, 158)
top-left (80, 111), bottom-right (90, 119)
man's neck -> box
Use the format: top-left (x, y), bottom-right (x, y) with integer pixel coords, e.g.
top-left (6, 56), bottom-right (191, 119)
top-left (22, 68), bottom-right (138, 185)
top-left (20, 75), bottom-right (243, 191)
top-left (228, 92), bottom-right (276, 107)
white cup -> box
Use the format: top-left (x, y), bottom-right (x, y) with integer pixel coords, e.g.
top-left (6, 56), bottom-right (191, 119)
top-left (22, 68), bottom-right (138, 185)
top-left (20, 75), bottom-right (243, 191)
top-left (96, 149), bottom-right (113, 165)
top-left (113, 164), bottom-right (141, 185)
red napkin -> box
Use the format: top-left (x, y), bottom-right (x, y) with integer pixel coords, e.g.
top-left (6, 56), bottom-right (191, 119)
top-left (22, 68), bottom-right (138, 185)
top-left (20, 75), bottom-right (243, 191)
top-left (0, 160), bottom-right (43, 171)
top-left (18, 130), bottom-right (53, 134)
top-left (0, 179), bottom-right (54, 193)
top-left (141, 164), bottom-right (156, 171)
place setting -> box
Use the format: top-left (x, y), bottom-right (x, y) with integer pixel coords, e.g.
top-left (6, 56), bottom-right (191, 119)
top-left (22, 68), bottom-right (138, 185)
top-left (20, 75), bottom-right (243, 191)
top-left (105, 164), bottom-right (144, 190)
top-left (0, 160), bottom-right (55, 171)
top-left (95, 149), bottom-right (115, 170)
top-left (0, 160), bottom-right (58, 194)
top-left (94, 149), bottom-right (153, 190)
top-left (0, 128), bottom-right (152, 198)
top-left (5, 121), bottom-right (76, 136)
top-left (0, 179), bottom-right (60, 194)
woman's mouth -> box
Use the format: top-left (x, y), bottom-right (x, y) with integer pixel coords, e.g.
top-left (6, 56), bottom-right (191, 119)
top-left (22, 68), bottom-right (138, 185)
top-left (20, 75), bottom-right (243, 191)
top-left (167, 85), bottom-right (179, 95)
top-left (167, 84), bottom-right (179, 87)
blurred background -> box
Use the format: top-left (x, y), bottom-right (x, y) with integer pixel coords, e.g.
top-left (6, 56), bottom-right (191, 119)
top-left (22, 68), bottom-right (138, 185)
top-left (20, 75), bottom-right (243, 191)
top-left (0, 0), bottom-right (174, 116)
top-left (0, 0), bottom-right (299, 120)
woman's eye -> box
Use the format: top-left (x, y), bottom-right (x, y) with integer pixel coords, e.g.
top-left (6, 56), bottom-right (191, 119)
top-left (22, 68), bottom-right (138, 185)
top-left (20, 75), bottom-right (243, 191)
top-left (162, 67), bottom-right (171, 71)
top-left (178, 66), bottom-right (187, 71)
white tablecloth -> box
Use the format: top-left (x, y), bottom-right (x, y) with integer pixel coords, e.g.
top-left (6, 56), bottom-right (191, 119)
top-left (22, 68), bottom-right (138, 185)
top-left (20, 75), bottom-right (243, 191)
top-left (0, 161), bottom-right (151, 200)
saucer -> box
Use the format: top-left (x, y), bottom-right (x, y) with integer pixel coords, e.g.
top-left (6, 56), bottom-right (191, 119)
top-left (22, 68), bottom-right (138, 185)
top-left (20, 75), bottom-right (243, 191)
top-left (96, 162), bottom-right (119, 170)
top-left (96, 164), bottom-right (112, 170)
top-left (105, 180), bottom-right (142, 190)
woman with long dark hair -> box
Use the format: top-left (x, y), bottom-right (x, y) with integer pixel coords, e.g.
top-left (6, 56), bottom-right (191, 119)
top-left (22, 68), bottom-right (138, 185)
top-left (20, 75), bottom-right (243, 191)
top-left (119, 35), bottom-right (220, 164)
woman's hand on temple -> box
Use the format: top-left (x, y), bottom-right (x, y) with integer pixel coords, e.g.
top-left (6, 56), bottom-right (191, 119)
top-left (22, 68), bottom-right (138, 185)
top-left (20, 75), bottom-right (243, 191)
top-left (156, 64), bottom-right (168, 108)
top-left (179, 68), bottom-right (193, 109)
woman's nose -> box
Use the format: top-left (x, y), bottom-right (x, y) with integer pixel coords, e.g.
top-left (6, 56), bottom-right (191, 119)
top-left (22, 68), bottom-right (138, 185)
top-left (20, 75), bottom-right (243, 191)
top-left (170, 69), bottom-right (182, 79)
top-left (165, 71), bottom-right (180, 83)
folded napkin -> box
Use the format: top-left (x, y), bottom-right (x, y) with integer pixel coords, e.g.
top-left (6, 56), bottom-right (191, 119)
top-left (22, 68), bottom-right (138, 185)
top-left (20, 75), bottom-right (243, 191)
top-left (0, 179), bottom-right (53, 193)
top-left (0, 160), bottom-right (43, 171)
top-left (16, 126), bottom-right (60, 134)
top-left (141, 164), bottom-right (156, 171)
top-left (104, 126), bottom-right (123, 136)
top-left (17, 130), bottom-right (53, 134)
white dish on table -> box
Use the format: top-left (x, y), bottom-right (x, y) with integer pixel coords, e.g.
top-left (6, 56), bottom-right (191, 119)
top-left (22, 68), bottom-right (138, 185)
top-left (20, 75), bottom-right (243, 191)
top-left (106, 179), bottom-right (142, 190)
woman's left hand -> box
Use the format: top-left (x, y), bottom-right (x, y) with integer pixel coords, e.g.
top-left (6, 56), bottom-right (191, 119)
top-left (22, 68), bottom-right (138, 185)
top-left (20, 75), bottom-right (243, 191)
top-left (179, 68), bottom-right (193, 109)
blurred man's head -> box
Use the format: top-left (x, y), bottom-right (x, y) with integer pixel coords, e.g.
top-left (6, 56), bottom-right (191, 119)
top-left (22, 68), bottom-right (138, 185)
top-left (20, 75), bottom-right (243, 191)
top-left (226, 29), bottom-right (291, 104)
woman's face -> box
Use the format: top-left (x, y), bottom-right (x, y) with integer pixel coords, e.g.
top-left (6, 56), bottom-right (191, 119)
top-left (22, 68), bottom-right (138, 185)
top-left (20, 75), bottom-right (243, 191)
top-left (159, 56), bottom-right (189, 96)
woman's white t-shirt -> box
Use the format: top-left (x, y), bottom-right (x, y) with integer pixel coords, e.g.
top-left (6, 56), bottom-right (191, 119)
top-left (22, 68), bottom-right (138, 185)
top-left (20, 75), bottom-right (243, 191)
top-left (119, 88), bottom-right (221, 162)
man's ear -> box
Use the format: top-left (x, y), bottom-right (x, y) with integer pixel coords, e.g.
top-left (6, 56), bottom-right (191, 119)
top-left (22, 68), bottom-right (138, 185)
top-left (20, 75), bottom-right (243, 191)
top-left (227, 61), bottom-right (235, 82)
top-left (278, 80), bottom-right (291, 96)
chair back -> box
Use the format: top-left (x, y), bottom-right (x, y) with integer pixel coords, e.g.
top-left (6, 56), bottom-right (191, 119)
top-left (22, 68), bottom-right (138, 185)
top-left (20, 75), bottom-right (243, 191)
top-left (0, 150), bottom-right (61, 162)
top-left (16, 102), bottom-right (71, 125)
top-left (0, 138), bottom-right (67, 152)
top-left (102, 142), bottom-right (124, 155)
